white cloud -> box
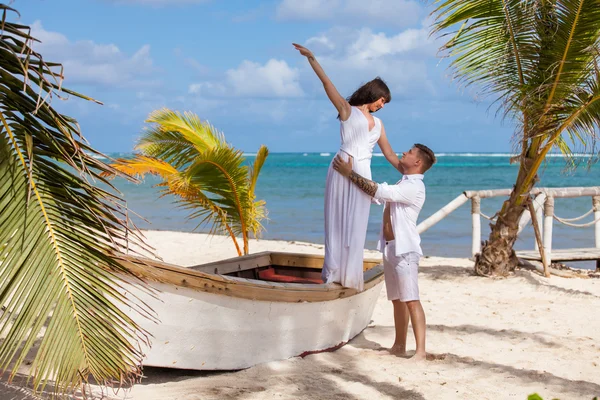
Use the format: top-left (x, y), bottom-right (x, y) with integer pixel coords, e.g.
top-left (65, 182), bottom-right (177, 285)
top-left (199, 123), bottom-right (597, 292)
top-left (30, 21), bottom-right (156, 87)
top-left (276, 0), bottom-right (422, 27)
top-left (346, 28), bottom-right (432, 65)
top-left (306, 35), bottom-right (336, 51)
top-left (299, 27), bottom-right (441, 99)
top-left (189, 59), bottom-right (303, 98)
top-left (188, 82), bottom-right (228, 96)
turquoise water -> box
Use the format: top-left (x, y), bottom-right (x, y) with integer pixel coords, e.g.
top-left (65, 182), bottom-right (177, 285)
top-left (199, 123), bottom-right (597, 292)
top-left (105, 152), bottom-right (600, 268)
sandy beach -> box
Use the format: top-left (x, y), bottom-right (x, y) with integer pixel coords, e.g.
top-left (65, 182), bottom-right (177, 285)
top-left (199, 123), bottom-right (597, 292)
top-left (79, 230), bottom-right (598, 400)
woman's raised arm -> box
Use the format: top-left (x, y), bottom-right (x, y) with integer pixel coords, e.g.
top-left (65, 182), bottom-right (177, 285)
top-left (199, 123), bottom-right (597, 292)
top-left (293, 43), bottom-right (351, 121)
top-left (377, 123), bottom-right (400, 171)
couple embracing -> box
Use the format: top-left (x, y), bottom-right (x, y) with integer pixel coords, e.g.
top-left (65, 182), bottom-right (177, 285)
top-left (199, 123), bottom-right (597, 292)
top-left (294, 43), bottom-right (436, 361)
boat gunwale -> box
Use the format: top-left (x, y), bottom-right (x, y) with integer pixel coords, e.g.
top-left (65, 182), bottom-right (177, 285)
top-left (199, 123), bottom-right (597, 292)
top-left (118, 251), bottom-right (385, 303)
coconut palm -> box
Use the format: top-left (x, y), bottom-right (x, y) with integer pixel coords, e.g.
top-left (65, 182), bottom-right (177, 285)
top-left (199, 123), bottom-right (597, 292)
top-left (431, 0), bottom-right (600, 276)
top-left (107, 108), bottom-right (269, 256)
top-left (0, 4), bottom-right (154, 397)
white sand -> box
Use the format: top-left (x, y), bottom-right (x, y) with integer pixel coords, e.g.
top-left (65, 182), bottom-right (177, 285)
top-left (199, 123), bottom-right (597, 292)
top-left (103, 230), bottom-right (599, 399)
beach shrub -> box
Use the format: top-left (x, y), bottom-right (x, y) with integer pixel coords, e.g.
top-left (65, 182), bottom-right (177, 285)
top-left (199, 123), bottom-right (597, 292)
top-left (528, 394), bottom-right (598, 400)
top-left (106, 108), bottom-right (269, 256)
top-left (0, 4), bottom-right (154, 398)
top-left (528, 394), bottom-right (557, 400)
top-left (431, 0), bottom-right (600, 277)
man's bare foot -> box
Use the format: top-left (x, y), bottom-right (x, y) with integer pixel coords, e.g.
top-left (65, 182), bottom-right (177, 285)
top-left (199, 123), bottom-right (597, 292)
top-left (388, 345), bottom-right (407, 357)
top-left (409, 352), bottom-right (426, 362)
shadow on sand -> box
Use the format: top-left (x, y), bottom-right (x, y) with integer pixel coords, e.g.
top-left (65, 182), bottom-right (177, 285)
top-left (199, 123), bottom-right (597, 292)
top-left (135, 354), bottom-right (426, 400)
top-left (418, 265), bottom-right (474, 280)
top-left (439, 352), bottom-right (600, 398)
top-left (131, 336), bottom-right (600, 400)
top-left (351, 323), bottom-right (563, 350)
top-left (515, 270), bottom-right (600, 298)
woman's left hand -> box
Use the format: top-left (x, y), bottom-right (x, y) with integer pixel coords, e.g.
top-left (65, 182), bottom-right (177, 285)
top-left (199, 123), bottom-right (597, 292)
top-left (292, 43), bottom-right (314, 59)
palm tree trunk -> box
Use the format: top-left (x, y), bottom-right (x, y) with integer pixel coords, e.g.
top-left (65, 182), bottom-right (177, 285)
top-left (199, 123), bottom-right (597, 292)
top-left (242, 234), bottom-right (249, 255)
top-left (224, 223), bottom-right (242, 256)
top-left (474, 154), bottom-right (537, 276)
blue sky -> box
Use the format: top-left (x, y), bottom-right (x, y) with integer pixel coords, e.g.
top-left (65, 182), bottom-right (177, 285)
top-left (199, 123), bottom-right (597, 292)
top-left (14, 0), bottom-right (515, 153)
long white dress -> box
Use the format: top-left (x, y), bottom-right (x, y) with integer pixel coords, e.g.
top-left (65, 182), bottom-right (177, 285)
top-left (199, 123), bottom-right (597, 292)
top-left (323, 106), bottom-right (381, 291)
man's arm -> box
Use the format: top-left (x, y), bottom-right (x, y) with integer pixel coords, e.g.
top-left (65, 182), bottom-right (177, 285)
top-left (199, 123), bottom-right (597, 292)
top-left (332, 155), bottom-right (378, 196)
top-left (348, 171), bottom-right (378, 197)
top-left (332, 155), bottom-right (421, 204)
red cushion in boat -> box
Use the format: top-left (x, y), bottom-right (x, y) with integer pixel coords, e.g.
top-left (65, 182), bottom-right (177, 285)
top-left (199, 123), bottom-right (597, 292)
top-left (258, 268), bottom-right (323, 284)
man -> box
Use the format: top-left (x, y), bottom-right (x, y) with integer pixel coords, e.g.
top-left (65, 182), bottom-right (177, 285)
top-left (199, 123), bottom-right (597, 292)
top-left (332, 143), bottom-right (436, 361)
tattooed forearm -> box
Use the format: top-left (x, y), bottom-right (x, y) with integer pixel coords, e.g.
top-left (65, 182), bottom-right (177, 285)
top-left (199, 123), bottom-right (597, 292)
top-left (349, 171), bottom-right (378, 197)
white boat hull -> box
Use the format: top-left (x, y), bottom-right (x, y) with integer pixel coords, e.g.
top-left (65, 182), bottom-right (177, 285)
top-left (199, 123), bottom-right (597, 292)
top-left (132, 280), bottom-right (382, 370)
top-left (119, 251), bottom-right (384, 370)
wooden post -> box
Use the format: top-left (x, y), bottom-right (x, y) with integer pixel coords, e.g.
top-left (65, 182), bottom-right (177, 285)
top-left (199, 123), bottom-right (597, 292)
top-left (543, 196), bottom-right (554, 273)
top-left (471, 195), bottom-right (481, 257)
top-left (534, 194), bottom-right (544, 251)
top-left (528, 201), bottom-right (550, 277)
top-left (593, 196), bottom-right (600, 271)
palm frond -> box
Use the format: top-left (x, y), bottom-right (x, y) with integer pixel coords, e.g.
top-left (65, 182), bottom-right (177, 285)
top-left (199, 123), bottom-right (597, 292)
top-left (185, 147), bottom-right (249, 236)
top-left (118, 108), bottom-right (269, 255)
top-left (432, 0), bottom-right (600, 162)
top-left (168, 178), bottom-right (243, 255)
top-left (137, 108), bottom-right (225, 167)
top-left (0, 8), bottom-right (153, 397)
top-left (537, 70), bottom-right (600, 150)
top-left (135, 128), bottom-right (199, 170)
top-left (248, 145), bottom-right (269, 196)
top-left (432, 0), bottom-right (536, 102)
top-left (247, 146), bottom-right (269, 238)
top-left (539, 0), bottom-right (600, 110)
top-left (103, 155), bottom-right (179, 180)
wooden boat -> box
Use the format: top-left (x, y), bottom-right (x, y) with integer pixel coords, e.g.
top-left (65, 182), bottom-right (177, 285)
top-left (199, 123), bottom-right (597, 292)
top-left (120, 251), bottom-right (384, 370)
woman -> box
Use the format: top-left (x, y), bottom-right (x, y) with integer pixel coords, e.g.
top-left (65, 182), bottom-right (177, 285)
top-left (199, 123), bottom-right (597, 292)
top-left (293, 43), bottom-right (400, 291)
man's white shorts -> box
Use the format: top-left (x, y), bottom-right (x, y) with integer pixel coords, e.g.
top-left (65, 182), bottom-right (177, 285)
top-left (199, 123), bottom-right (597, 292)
top-left (383, 240), bottom-right (421, 302)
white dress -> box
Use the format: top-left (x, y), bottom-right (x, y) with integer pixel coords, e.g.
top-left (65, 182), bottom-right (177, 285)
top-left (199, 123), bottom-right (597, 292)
top-left (323, 106), bottom-right (381, 291)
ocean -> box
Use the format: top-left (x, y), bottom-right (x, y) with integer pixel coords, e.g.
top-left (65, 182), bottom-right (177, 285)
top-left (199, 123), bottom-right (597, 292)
top-left (104, 152), bottom-right (600, 269)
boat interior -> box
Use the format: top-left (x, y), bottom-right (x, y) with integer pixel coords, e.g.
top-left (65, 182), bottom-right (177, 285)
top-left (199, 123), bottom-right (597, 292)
top-left (190, 252), bottom-right (382, 285)
top-left (119, 251), bottom-right (385, 302)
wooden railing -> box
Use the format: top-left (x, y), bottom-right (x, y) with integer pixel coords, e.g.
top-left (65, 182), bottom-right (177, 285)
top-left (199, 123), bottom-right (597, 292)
top-left (417, 187), bottom-right (600, 272)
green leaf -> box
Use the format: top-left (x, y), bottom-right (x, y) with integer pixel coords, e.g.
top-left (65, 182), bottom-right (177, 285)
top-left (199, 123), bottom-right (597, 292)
top-left (527, 395), bottom-right (544, 400)
top-left (110, 108), bottom-right (269, 256)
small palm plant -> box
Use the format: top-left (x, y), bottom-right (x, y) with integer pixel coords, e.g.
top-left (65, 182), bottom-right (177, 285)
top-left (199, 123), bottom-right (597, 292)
top-left (0, 4), bottom-right (153, 397)
top-left (107, 108), bottom-right (269, 256)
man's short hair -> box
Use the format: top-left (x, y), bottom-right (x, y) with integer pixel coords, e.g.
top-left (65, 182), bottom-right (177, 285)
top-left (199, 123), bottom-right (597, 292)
top-left (414, 143), bottom-right (436, 173)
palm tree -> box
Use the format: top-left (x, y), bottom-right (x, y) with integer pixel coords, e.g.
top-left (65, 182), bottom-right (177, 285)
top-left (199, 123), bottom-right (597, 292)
top-left (107, 108), bottom-right (269, 256)
top-left (431, 0), bottom-right (600, 276)
top-left (0, 4), bottom-right (154, 397)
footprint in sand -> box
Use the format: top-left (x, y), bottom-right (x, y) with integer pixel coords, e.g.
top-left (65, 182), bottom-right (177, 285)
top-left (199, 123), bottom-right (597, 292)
top-left (426, 353), bottom-right (448, 361)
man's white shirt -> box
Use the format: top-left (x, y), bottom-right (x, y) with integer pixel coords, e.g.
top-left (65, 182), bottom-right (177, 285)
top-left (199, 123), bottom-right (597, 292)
top-left (374, 174), bottom-right (425, 256)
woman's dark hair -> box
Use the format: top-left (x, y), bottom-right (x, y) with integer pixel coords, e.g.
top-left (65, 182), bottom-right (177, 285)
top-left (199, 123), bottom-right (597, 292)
top-left (347, 77), bottom-right (391, 107)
